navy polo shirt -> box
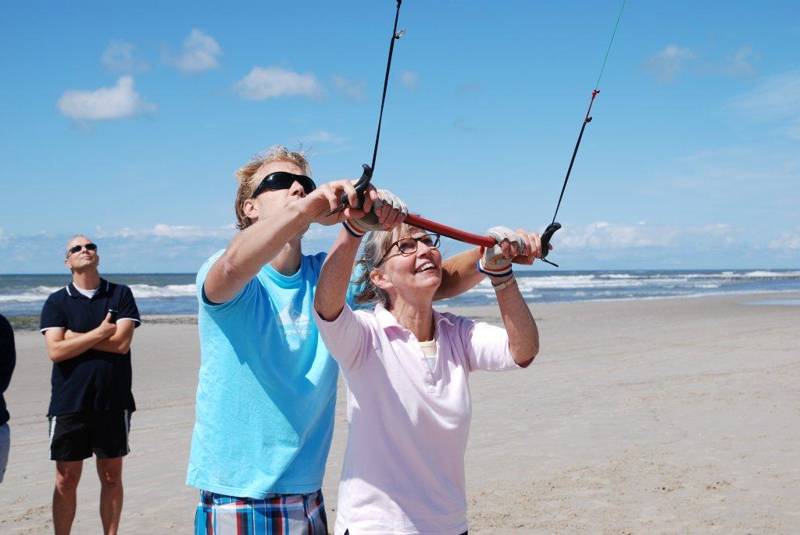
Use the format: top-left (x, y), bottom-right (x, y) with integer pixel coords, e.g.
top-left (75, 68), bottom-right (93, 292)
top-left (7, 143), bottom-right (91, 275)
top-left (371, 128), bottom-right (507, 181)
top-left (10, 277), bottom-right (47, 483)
top-left (39, 279), bottom-right (140, 417)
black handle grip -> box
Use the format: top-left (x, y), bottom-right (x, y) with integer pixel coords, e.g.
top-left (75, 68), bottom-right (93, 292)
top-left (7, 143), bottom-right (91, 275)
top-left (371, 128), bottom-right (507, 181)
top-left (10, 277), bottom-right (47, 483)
top-left (540, 222), bottom-right (561, 267)
top-left (338, 164), bottom-right (373, 211)
top-left (107, 309), bottom-right (118, 324)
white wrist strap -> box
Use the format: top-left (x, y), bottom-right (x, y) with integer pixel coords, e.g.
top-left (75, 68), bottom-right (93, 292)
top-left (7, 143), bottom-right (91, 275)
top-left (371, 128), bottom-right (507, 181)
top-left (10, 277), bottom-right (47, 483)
top-left (491, 276), bottom-right (517, 292)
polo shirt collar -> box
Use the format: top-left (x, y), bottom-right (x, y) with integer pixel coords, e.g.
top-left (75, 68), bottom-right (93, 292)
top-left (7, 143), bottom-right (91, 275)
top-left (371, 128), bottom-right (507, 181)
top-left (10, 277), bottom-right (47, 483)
top-left (67, 278), bottom-right (110, 300)
top-left (374, 303), bottom-right (455, 337)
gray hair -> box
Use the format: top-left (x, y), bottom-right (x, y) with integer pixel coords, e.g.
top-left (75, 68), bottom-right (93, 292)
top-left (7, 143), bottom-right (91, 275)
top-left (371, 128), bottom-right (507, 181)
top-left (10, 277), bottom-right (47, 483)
top-left (353, 223), bottom-right (420, 309)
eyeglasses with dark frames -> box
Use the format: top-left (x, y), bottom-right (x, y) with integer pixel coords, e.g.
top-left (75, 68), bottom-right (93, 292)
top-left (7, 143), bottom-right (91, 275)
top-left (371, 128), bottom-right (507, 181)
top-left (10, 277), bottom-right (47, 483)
top-left (376, 233), bottom-right (441, 267)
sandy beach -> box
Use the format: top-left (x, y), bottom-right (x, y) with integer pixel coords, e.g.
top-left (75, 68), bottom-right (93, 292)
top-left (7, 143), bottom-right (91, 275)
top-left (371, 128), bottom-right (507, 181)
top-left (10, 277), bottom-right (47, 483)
top-left (1, 292), bottom-right (798, 534)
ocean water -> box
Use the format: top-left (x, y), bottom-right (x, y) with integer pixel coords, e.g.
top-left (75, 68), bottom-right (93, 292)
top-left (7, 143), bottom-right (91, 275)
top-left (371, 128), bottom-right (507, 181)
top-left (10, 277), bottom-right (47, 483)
top-left (1, 270), bottom-right (799, 317)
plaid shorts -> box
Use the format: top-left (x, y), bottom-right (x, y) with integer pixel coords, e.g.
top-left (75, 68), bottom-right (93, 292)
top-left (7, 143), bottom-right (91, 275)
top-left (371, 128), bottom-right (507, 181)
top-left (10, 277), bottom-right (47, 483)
top-left (195, 489), bottom-right (328, 535)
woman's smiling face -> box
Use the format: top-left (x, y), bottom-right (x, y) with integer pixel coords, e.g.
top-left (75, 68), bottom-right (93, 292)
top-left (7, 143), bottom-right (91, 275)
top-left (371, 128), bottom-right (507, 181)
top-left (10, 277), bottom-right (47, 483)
top-left (377, 229), bottom-right (443, 299)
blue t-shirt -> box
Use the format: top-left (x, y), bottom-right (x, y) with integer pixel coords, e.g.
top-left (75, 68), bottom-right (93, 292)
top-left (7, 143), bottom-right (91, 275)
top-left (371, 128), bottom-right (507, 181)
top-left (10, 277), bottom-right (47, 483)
top-left (187, 250), bottom-right (341, 498)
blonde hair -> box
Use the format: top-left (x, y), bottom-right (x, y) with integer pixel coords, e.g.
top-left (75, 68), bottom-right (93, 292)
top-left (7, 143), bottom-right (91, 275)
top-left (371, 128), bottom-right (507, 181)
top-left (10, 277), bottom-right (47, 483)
top-left (234, 145), bottom-right (311, 230)
top-left (353, 223), bottom-right (421, 308)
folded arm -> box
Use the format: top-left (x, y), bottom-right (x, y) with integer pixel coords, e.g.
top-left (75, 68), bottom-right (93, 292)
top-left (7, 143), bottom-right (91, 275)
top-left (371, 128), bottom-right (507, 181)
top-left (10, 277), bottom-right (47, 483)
top-left (45, 313), bottom-right (117, 363)
top-left (65, 319), bottom-right (136, 354)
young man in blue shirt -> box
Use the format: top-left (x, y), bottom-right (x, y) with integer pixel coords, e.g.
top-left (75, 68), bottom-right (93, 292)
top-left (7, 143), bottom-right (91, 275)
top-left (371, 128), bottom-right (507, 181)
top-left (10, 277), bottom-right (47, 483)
top-left (188, 146), bottom-right (489, 534)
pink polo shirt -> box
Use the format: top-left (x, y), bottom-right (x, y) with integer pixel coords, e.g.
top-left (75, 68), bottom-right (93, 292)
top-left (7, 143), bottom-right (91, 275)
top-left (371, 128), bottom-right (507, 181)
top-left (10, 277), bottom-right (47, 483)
top-left (313, 303), bottom-right (522, 535)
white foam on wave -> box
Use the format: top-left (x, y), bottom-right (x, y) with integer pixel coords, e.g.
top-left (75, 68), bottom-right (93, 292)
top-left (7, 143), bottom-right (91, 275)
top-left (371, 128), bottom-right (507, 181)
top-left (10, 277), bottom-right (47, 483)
top-left (0, 283), bottom-right (197, 303)
top-left (129, 284), bottom-right (196, 298)
top-left (742, 270), bottom-right (800, 278)
top-left (518, 276), bottom-right (651, 290)
top-left (685, 270), bottom-right (800, 280)
top-left (461, 269), bottom-right (800, 299)
top-left (0, 285), bottom-right (62, 303)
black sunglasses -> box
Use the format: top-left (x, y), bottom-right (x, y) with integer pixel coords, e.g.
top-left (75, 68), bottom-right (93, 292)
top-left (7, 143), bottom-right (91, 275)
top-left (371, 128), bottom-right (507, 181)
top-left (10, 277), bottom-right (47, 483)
top-left (251, 172), bottom-right (316, 198)
top-left (376, 233), bottom-right (441, 267)
top-left (68, 243), bottom-right (97, 256)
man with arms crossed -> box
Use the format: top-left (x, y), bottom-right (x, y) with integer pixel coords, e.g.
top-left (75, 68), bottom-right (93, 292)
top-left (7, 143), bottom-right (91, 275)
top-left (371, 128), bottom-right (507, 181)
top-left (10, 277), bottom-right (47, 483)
top-left (189, 146), bottom-right (499, 534)
top-left (40, 235), bottom-right (140, 535)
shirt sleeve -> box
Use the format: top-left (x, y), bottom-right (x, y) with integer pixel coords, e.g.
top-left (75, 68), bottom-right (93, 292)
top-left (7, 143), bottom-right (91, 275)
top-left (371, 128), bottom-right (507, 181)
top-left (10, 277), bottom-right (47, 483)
top-left (312, 304), bottom-right (372, 371)
top-left (117, 286), bottom-right (141, 326)
top-left (196, 250), bottom-right (259, 314)
top-left (462, 318), bottom-right (519, 372)
top-left (40, 294), bottom-right (67, 334)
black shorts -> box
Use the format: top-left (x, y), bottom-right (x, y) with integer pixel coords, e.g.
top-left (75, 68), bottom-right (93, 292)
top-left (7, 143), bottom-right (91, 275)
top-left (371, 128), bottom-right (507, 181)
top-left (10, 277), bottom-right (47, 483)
top-left (48, 410), bottom-right (132, 461)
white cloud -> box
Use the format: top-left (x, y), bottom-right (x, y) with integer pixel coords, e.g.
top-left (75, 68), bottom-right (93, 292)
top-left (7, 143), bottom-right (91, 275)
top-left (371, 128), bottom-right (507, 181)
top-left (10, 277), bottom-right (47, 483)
top-left (332, 75), bottom-right (365, 101)
top-left (769, 230), bottom-right (800, 251)
top-left (57, 76), bottom-right (156, 121)
top-left (296, 130), bottom-right (349, 156)
top-left (725, 45), bottom-right (759, 77)
top-left (102, 40), bottom-right (148, 73)
top-left (645, 45), bottom-right (695, 82)
top-left (730, 71), bottom-right (800, 121)
top-left (95, 224), bottom-right (234, 240)
top-left (152, 224), bottom-right (232, 239)
top-left (729, 70), bottom-right (800, 140)
top-left (298, 130), bottom-right (346, 145)
top-left (165, 29), bottom-right (221, 73)
top-left (400, 70), bottom-right (419, 89)
top-left (235, 67), bottom-right (322, 100)
top-left (556, 221), bottom-right (734, 251)
top-left (0, 225), bottom-right (336, 273)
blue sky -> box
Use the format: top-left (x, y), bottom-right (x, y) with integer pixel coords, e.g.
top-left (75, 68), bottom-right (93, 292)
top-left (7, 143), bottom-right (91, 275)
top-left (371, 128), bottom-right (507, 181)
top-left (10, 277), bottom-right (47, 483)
top-left (1, 0), bottom-right (798, 273)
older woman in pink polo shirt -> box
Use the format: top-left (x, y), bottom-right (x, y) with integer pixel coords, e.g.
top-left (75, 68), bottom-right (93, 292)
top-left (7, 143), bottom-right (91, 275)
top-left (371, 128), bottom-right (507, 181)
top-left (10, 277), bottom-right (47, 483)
top-left (313, 219), bottom-right (542, 535)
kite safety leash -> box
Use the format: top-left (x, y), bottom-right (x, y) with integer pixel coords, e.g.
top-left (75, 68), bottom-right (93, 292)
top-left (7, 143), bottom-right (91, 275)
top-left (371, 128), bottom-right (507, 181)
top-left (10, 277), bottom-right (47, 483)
top-left (337, 0), bottom-right (405, 210)
top-left (539, 0), bottom-right (627, 267)
top-left (335, 1), bottom-right (494, 247)
top-left (334, 1), bottom-right (492, 249)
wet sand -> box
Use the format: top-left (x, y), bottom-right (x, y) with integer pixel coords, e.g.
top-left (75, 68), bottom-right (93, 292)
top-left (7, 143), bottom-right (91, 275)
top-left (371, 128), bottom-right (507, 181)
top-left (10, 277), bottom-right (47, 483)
top-left (1, 292), bottom-right (798, 533)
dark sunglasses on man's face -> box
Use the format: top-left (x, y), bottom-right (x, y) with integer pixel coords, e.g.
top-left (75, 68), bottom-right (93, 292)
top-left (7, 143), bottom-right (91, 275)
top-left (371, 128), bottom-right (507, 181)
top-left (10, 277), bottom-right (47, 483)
top-left (68, 243), bottom-right (97, 256)
top-left (376, 233), bottom-right (441, 267)
top-left (251, 172), bottom-right (316, 198)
